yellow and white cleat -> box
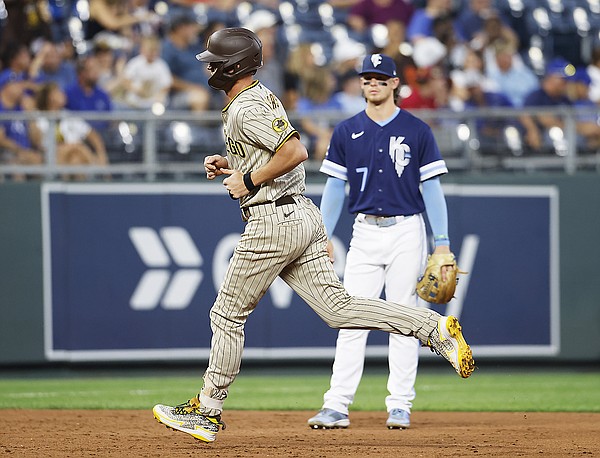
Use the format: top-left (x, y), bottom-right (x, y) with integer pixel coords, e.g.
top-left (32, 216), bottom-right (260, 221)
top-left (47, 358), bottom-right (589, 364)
top-left (428, 316), bottom-right (475, 378)
top-left (153, 396), bottom-right (225, 443)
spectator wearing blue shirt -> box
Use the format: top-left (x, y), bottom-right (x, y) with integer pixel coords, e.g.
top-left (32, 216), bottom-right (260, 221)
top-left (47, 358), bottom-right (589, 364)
top-left (0, 43), bottom-right (32, 82)
top-left (471, 11), bottom-right (520, 77)
top-left (406, 0), bottom-right (454, 43)
top-left (521, 58), bottom-right (573, 153)
top-left (566, 67), bottom-right (600, 151)
top-left (0, 78), bottom-right (43, 176)
top-left (0, 43), bottom-right (37, 110)
top-left (332, 70), bottom-right (366, 116)
top-left (65, 55), bottom-right (113, 131)
top-left (454, 0), bottom-right (513, 44)
top-left (587, 46), bottom-right (600, 104)
top-left (296, 65), bottom-right (343, 161)
top-left (486, 39), bottom-right (538, 108)
top-left (462, 70), bottom-right (515, 152)
top-left (161, 15), bottom-right (211, 111)
top-left (47, 0), bottom-right (75, 43)
top-left (30, 41), bottom-right (78, 89)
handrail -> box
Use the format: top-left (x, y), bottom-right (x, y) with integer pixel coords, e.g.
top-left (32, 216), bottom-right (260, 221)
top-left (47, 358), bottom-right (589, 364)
top-left (1, 106), bottom-right (599, 180)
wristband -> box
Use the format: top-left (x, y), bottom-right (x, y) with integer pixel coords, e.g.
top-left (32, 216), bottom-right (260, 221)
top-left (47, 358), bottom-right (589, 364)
top-left (243, 172), bottom-right (257, 192)
top-left (434, 234), bottom-right (450, 246)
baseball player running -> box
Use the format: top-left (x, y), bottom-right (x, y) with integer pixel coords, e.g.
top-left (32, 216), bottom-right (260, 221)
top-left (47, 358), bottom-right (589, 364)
top-left (152, 27), bottom-right (475, 444)
top-left (308, 54), bottom-right (454, 430)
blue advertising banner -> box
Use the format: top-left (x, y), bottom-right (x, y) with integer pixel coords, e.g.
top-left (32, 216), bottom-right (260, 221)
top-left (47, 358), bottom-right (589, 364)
top-left (41, 183), bottom-right (559, 361)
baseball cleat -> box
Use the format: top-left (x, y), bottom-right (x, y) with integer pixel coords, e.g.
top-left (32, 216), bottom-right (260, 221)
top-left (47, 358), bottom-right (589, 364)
top-left (152, 395), bottom-right (225, 443)
top-left (428, 316), bottom-right (475, 378)
top-left (307, 408), bottom-right (350, 429)
top-left (386, 408), bottom-right (410, 429)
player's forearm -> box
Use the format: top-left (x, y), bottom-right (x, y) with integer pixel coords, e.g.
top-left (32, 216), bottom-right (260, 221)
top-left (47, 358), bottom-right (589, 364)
top-left (249, 137), bottom-right (307, 186)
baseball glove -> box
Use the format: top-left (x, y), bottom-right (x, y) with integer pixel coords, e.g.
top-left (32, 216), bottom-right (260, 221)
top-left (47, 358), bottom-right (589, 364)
top-left (416, 253), bottom-right (465, 304)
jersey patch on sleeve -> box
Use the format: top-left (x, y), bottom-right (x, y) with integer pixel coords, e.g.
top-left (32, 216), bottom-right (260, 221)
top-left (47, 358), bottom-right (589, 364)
top-left (272, 117), bottom-right (289, 133)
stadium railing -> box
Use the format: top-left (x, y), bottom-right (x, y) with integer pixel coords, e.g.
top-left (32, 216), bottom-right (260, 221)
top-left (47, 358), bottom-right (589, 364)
top-left (1, 106), bottom-right (599, 181)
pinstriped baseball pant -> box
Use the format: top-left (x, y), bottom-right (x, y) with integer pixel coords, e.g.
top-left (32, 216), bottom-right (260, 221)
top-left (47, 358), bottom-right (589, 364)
top-left (200, 195), bottom-right (440, 415)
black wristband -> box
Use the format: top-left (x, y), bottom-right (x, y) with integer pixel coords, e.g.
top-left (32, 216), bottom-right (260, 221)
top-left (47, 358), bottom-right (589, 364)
top-left (243, 172), bottom-right (257, 192)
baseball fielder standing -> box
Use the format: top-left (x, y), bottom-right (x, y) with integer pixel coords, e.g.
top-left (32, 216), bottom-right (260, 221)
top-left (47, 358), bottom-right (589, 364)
top-left (152, 28), bottom-right (474, 444)
top-left (308, 54), bottom-right (454, 430)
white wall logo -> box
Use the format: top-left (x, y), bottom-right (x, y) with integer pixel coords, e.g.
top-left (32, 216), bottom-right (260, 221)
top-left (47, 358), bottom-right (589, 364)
top-left (129, 227), bottom-right (203, 310)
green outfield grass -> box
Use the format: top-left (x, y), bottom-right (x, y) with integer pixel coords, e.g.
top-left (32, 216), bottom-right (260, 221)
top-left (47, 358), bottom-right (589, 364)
top-left (1, 368), bottom-right (599, 412)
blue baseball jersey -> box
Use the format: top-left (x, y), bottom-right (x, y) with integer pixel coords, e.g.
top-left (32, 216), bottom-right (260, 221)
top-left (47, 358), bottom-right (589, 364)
top-left (64, 82), bottom-right (112, 130)
top-left (0, 102), bottom-right (33, 149)
top-left (320, 109), bottom-right (447, 216)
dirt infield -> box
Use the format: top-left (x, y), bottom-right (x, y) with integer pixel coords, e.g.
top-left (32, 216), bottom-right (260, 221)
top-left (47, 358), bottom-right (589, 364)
top-left (1, 410), bottom-right (598, 457)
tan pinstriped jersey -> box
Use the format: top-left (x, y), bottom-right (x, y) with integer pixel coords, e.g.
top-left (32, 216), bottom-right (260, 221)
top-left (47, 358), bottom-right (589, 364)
top-left (221, 80), bottom-right (306, 208)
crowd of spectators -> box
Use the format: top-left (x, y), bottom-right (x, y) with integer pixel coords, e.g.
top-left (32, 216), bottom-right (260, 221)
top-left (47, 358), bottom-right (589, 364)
top-left (1, 0), bottom-right (600, 178)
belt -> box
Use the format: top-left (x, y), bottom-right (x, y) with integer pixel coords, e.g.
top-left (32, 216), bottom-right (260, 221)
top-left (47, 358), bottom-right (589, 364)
top-left (357, 213), bottom-right (414, 227)
top-left (242, 195), bottom-right (296, 220)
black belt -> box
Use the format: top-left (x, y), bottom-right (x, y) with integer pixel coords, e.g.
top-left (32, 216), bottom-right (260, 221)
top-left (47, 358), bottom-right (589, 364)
top-left (274, 195), bottom-right (296, 207)
top-left (242, 195), bottom-right (296, 219)
top-left (246, 195), bottom-right (295, 208)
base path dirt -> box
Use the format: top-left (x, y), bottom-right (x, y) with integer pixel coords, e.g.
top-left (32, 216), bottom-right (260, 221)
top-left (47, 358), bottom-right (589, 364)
top-left (1, 410), bottom-right (598, 457)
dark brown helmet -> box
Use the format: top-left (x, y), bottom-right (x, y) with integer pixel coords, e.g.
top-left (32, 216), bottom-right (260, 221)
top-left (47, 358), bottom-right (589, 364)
top-left (196, 27), bottom-right (263, 91)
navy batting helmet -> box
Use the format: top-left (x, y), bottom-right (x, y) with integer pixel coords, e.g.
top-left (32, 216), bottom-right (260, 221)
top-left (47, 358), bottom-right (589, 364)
top-left (196, 27), bottom-right (263, 91)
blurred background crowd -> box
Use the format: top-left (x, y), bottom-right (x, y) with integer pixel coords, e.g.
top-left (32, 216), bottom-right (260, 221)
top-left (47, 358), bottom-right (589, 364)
top-left (1, 0), bottom-right (600, 178)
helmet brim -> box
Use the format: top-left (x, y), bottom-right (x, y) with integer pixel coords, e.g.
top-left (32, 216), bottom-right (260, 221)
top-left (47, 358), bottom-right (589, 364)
top-left (196, 49), bottom-right (227, 63)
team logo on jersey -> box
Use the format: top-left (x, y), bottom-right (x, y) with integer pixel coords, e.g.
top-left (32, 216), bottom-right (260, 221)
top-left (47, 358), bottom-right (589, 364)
top-left (389, 136), bottom-right (411, 177)
top-left (267, 93), bottom-right (280, 110)
top-left (272, 117), bottom-right (288, 133)
top-left (226, 136), bottom-right (246, 158)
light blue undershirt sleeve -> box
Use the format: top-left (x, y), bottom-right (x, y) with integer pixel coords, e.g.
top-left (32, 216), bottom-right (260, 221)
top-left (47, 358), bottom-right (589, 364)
top-left (319, 176), bottom-right (346, 239)
top-left (421, 177), bottom-right (450, 246)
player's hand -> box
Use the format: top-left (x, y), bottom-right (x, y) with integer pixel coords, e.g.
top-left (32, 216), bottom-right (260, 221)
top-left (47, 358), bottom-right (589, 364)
top-left (204, 154), bottom-right (228, 180)
top-left (433, 244), bottom-right (451, 282)
top-left (221, 169), bottom-right (249, 199)
top-left (326, 239), bottom-right (335, 263)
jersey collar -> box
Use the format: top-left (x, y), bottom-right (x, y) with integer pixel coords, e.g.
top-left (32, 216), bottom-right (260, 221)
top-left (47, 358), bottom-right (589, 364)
top-left (222, 80), bottom-right (260, 113)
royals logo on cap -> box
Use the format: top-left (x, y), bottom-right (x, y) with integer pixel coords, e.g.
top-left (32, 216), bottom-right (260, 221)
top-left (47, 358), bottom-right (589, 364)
top-left (371, 54), bottom-right (383, 67)
top-left (359, 54), bottom-right (397, 78)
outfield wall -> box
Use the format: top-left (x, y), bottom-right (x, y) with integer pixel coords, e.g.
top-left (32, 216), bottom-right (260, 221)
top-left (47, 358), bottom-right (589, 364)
top-left (1, 174), bottom-right (598, 364)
